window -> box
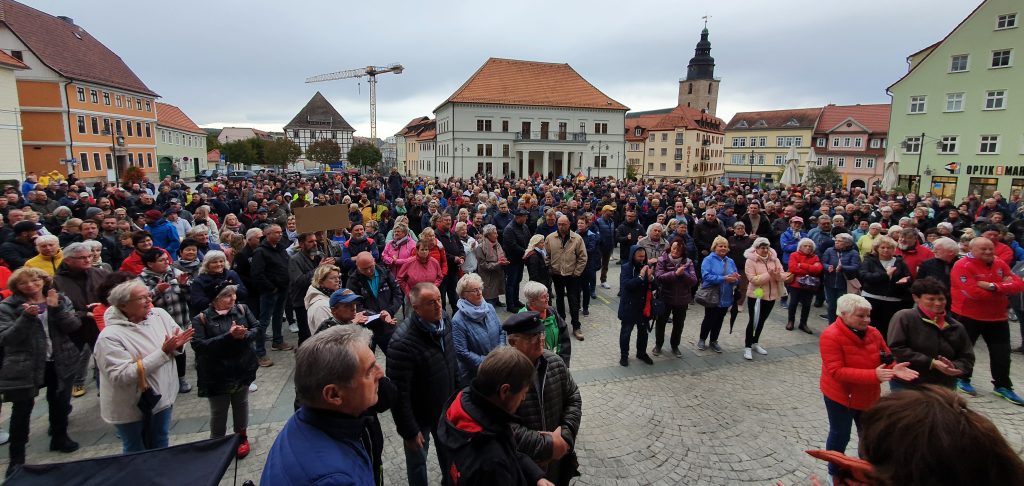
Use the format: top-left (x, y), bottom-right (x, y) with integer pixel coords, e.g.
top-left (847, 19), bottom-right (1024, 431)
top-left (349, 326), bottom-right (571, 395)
top-left (661, 133), bottom-right (668, 142)
top-left (594, 156), bottom-right (607, 168)
top-left (992, 49), bottom-right (1012, 68)
top-left (115, 120), bottom-right (122, 134)
top-left (103, 118), bottom-right (110, 133)
top-left (92, 153), bottom-right (100, 172)
top-left (634, 128), bottom-right (642, 136)
top-left (826, 157), bottom-right (834, 166)
top-left (838, 157), bottom-right (846, 168)
top-left (980, 135), bottom-right (1000, 153)
top-left (595, 123), bottom-right (608, 134)
top-left (758, 137), bottom-right (767, 147)
top-left (660, 148), bottom-right (667, 156)
top-left (774, 155), bottom-right (784, 165)
top-left (732, 137), bottom-right (745, 147)
top-left (794, 137), bottom-right (802, 147)
top-left (659, 163), bottom-right (666, 171)
top-left (939, 136), bottom-right (959, 154)
top-left (648, 162), bottom-right (654, 171)
top-left (904, 136), bottom-right (922, 153)
top-left (115, 95), bottom-right (122, 108)
top-left (945, 93), bottom-right (964, 112)
top-left (731, 154), bottom-right (744, 164)
top-left (103, 92), bottom-right (110, 105)
top-left (136, 98), bottom-right (143, 110)
top-left (950, 54), bottom-right (970, 72)
top-left (854, 138), bottom-right (863, 148)
top-left (866, 158), bottom-right (876, 169)
top-left (816, 138), bottom-right (826, 147)
top-left (9, 50), bottom-right (21, 61)
top-left (674, 148), bottom-right (683, 160)
top-left (501, 120), bottom-right (508, 132)
top-left (90, 117), bottom-right (98, 134)
top-left (997, 13), bottom-right (1017, 29)
top-left (648, 148), bottom-right (655, 156)
top-left (147, 153), bottom-right (153, 167)
top-left (675, 134), bottom-right (684, 145)
top-left (969, 178), bottom-right (999, 198)
top-left (649, 134), bottom-right (655, 142)
top-left (126, 121), bottom-right (133, 137)
top-left (79, 152), bottom-right (88, 171)
top-left (854, 158), bottom-right (862, 169)
top-left (76, 115), bottom-right (85, 134)
top-left (76, 87), bottom-right (85, 102)
top-left (832, 137), bottom-right (840, 147)
top-left (104, 153), bottom-right (112, 170)
top-left (870, 139), bottom-right (881, 148)
top-left (90, 90), bottom-right (98, 103)
top-left (127, 153), bottom-right (134, 166)
top-left (502, 144), bottom-right (510, 157)
top-left (145, 101), bottom-right (151, 112)
top-left (985, 90), bottom-right (1006, 110)
top-left (476, 120), bottom-right (491, 131)
top-left (136, 122), bottom-right (142, 136)
top-left (748, 137), bottom-right (757, 146)
top-left (909, 95), bottom-right (927, 113)
top-left (675, 163), bottom-right (682, 171)
top-left (843, 137), bottom-right (851, 147)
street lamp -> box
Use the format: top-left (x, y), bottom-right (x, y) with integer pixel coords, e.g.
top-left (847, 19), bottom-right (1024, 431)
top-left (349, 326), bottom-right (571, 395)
top-left (748, 149), bottom-right (755, 187)
top-left (899, 132), bottom-right (943, 194)
top-left (102, 128), bottom-right (125, 184)
top-left (590, 143), bottom-right (608, 177)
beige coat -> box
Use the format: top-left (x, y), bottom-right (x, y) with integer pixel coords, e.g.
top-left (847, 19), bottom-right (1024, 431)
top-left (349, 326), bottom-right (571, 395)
top-left (473, 238), bottom-right (506, 300)
top-left (544, 231), bottom-right (587, 277)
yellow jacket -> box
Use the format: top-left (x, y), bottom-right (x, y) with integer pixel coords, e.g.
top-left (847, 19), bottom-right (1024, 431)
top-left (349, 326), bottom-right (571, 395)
top-left (24, 251), bottom-right (64, 276)
top-left (856, 233), bottom-right (879, 261)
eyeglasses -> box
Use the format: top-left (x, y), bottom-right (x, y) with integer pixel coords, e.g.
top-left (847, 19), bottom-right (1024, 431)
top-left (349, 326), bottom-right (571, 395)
top-left (132, 295), bottom-right (153, 303)
top-left (463, 288), bottom-right (483, 294)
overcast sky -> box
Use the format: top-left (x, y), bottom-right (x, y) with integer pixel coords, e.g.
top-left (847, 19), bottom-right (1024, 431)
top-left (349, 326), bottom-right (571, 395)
top-left (26, 0), bottom-right (978, 138)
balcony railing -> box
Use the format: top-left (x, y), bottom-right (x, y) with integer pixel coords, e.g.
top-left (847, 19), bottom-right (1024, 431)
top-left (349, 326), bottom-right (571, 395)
top-left (514, 131), bottom-right (587, 143)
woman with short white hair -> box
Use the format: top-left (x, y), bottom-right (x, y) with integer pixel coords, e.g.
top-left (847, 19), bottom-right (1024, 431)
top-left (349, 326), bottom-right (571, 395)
top-left (450, 273), bottom-right (504, 386)
top-left (520, 280), bottom-right (571, 366)
top-left (95, 280), bottom-right (194, 454)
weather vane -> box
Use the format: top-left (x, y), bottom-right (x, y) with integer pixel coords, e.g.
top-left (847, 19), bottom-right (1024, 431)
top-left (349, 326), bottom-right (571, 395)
top-left (702, 14), bottom-right (712, 28)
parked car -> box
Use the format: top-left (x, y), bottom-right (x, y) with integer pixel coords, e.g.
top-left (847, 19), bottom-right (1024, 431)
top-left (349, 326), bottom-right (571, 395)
top-left (197, 170), bottom-right (220, 180)
top-left (227, 170), bottom-right (257, 181)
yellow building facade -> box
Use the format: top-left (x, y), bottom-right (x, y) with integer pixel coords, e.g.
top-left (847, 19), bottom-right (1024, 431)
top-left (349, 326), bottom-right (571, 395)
top-left (723, 108), bottom-right (823, 186)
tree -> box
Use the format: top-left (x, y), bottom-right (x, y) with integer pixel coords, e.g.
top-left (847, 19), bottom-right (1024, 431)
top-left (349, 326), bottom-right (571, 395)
top-left (206, 132), bottom-right (221, 151)
top-left (348, 141), bottom-right (382, 170)
top-left (264, 138), bottom-right (301, 167)
top-left (805, 165), bottom-right (843, 190)
top-left (220, 139), bottom-right (258, 167)
top-left (306, 139), bottom-right (342, 166)
top-left (122, 165), bottom-right (146, 186)
top-left (626, 164), bottom-right (638, 180)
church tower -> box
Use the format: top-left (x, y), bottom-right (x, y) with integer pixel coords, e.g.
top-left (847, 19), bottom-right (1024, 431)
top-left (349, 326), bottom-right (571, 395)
top-left (678, 26), bottom-right (720, 116)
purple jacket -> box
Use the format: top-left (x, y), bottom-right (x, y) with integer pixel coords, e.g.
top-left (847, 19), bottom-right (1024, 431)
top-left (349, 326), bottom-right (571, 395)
top-left (654, 253), bottom-right (698, 307)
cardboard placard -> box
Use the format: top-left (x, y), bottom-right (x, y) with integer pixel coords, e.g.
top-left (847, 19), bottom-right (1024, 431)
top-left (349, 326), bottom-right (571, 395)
top-left (293, 205), bottom-right (350, 233)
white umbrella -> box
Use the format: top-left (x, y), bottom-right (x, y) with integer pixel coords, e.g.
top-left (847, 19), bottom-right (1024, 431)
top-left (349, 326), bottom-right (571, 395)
top-left (780, 147), bottom-right (800, 186)
top-left (881, 149), bottom-right (901, 191)
top-left (802, 148), bottom-right (818, 184)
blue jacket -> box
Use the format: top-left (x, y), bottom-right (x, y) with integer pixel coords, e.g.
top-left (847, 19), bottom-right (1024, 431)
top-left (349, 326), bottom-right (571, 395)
top-left (779, 229), bottom-right (807, 267)
top-left (619, 245), bottom-right (652, 322)
top-left (580, 229), bottom-right (601, 273)
top-left (700, 253), bottom-right (738, 308)
top-left (1012, 240), bottom-right (1024, 263)
top-left (145, 218), bottom-right (180, 259)
top-left (261, 407), bottom-right (375, 486)
top-left (491, 211), bottom-right (513, 233)
top-left (451, 299), bottom-right (506, 386)
top-left (807, 228), bottom-right (834, 258)
top-left (594, 216), bottom-right (616, 252)
top-left (820, 247), bottom-right (861, 289)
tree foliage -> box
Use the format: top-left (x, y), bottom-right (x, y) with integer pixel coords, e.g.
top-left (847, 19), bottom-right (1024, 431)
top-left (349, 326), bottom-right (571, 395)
top-left (264, 138), bottom-right (302, 167)
top-left (626, 164), bottom-right (638, 180)
top-left (348, 141), bottom-right (382, 169)
top-left (122, 165), bottom-right (146, 186)
top-left (805, 165), bottom-right (843, 190)
top-left (220, 139), bottom-right (259, 166)
top-left (206, 133), bottom-right (221, 150)
top-left (306, 139), bottom-right (342, 166)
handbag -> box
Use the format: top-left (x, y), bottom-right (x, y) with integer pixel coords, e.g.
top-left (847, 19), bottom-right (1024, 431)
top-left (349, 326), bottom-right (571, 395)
top-left (846, 277), bottom-right (862, 295)
top-left (796, 275), bottom-right (821, 288)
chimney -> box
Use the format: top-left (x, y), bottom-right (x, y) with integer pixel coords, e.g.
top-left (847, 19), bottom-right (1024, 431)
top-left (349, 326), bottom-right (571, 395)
top-left (56, 16), bottom-right (74, 25)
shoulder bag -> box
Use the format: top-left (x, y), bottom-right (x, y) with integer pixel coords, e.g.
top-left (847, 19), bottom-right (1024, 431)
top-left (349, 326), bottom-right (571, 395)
top-left (695, 260), bottom-right (725, 308)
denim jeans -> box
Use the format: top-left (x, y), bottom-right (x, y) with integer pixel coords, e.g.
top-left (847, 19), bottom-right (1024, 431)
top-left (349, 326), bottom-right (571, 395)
top-left (255, 290), bottom-right (285, 356)
top-left (504, 262), bottom-right (524, 310)
top-left (580, 270), bottom-right (597, 311)
top-left (115, 406), bottom-right (173, 454)
top-left (823, 396), bottom-right (861, 476)
top-left (404, 427), bottom-right (449, 486)
top-left (823, 286), bottom-right (846, 324)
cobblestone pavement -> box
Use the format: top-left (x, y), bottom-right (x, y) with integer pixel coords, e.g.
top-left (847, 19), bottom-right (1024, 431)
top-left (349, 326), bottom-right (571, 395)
top-left (4, 263), bottom-right (1024, 485)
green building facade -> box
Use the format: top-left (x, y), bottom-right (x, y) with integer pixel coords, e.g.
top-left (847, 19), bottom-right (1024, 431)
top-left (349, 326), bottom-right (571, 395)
top-left (888, 0), bottom-right (1023, 201)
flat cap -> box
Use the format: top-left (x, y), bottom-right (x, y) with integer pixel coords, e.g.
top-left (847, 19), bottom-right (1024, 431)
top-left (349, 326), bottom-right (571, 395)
top-left (502, 311), bottom-right (544, 335)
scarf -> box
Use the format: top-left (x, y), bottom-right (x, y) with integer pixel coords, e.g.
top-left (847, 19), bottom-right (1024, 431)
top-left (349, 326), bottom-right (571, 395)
top-left (415, 315), bottom-right (447, 352)
top-left (391, 235), bottom-right (410, 249)
top-left (918, 305), bottom-right (947, 329)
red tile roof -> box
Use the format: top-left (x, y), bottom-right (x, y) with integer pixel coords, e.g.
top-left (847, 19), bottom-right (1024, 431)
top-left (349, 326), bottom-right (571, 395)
top-left (440, 58), bottom-right (628, 111)
top-left (398, 116), bottom-right (431, 136)
top-left (726, 107), bottom-right (823, 130)
top-left (0, 49), bottom-right (27, 70)
top-left (416, 129), bottom-right (436, 141)
top-left (207, 149), bottom-right (220, 162)
top-left (626, 105), bottom-right (725, 135)
top-left (815, 104), bottom-right (890, 134)
top-left (156, 102), bottom-right (204, 135)
top-left (0, 0), bottom-right (157, 96)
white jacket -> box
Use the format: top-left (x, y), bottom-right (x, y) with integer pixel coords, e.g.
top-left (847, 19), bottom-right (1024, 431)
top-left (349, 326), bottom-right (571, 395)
top-left (94, 306), bottom-right (180, 424)
top-left (304, 285), bottom-right (332, 336)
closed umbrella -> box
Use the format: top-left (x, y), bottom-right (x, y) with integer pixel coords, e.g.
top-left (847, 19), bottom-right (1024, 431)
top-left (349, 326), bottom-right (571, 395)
top-left (802, 148), bottom-right (818, 185)
top-left (780, 147), bottom-right (800, 186)
top-left (881, 149), bottom-right (900, 191)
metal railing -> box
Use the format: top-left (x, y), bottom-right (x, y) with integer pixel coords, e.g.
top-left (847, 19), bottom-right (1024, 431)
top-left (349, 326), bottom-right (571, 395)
top-left (514, 131), bottom-right (587, 143)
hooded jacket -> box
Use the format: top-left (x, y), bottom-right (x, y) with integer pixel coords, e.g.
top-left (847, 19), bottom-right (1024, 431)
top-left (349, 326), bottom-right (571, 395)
top-left (0, 293), bottom-right (81, 393)
top-left (94, 306), bottom-right (181, 424)
top-left (743, 244), bottom-right (785, 301)
top-left (303, 285), bottom-right (333, 336)
top-left (145, 217), bottom-right (180, 258)
top-left (614, 218), bottom-right (644, 261)
top-left (895, 243), bottom-right (934, 279)
top-left (437, 387), bottom-right (545, 486)
top-left (451, 299), bottom-right (506, 385)
top-left (382, 235), bottom-right (417, 275)
top-left (0, 237), bottom-right (38, 269)
top-left (619, 245), bottom-right (653, 322)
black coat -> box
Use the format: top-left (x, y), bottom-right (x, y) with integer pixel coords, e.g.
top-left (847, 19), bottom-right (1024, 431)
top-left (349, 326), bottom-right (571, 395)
top-left (189, 304), bottom-right (259, 397)
top-left (288, 251), bottom-right (321, 308)
top-left (502, 221), bottom-right (531, 265)
top-left (386, 313), bottom-right (458, 439)
top-left (251, 239), bottom-right (291, 294)
top-left (510, 351), bottom-right (581, 484)
top-left (190, 271), bottom-right (248, 314)
top-left (52, 264), bottom-right (109, 347)
top-left (613, 219), bottom-right (644, 261)
top-left (525, 251), bottom-right (552, 289)
top-left (858, 254), bottom-right (913, 301)
top-left (0, 238), bottom-right (36, 269)
top-left (232, 244), bottom-right (260, 301)
top-left (693, 218), bottom-right (727, 256)
top-left (436, 228), bottom-right (465, 274)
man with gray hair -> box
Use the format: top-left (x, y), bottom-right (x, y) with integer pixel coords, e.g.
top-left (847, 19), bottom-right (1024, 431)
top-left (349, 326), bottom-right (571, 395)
top-left (637, 222), bottom-right (668, 262)
top-left (261, 326), bottom-right (384, 485)
top-left (53, 242), bottom-right (110, 398)
top-left (917, 236), bottom-right (960, 304)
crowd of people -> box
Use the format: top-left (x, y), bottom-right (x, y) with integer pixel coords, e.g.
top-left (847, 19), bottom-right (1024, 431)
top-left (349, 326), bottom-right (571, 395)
top-left (1, 168), bottom-right (1024, 484)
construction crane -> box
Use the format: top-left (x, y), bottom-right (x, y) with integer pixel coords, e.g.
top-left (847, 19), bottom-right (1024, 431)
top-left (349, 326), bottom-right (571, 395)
top-left (306, 63), bottom-right (404, 140)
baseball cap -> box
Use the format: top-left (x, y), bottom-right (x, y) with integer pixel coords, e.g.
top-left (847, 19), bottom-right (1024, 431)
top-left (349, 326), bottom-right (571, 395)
top-left (329, 288), bottom-right (363, 307)
top-left (144, 209), bottom-right (162, 220)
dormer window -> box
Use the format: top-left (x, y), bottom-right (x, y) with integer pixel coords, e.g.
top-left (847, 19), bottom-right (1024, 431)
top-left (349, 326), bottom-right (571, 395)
top-left (635, 127), bottom-right (642, 136)
top-left (735, 121), bottom-right (748, 128)
top-left (753, 120), bottom-right (767, 128)
top-left (783, 118), bottom-right (800, 127)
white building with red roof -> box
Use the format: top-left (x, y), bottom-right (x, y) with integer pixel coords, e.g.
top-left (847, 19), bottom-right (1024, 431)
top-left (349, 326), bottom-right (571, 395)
top-left (433, 58), bottom-right (628, 179)
top-left (156, 102), bottom-right (208, 180)
top-left (811, 104), bottom-right (890, 190)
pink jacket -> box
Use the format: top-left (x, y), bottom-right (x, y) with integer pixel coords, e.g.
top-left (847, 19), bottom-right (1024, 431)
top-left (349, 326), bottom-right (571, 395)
top-left (382, 237), bottom-right (417, 275)
top-left (744, 246), bottom-right (785, 301)
top-left (397, 257), bottom-right (444, 293)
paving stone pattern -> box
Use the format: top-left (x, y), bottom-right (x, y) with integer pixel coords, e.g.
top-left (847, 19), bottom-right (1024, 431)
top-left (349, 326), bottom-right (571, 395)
top-left (4, 263), bottom-right (1024, 485)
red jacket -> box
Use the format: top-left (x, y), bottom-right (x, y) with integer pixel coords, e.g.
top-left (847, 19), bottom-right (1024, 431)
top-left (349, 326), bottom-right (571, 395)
top-left (994, 241), bottom-right (1014, 267)
top-left (788, 251), bottom-right (823, 290)
top-left (950, 254), bottom-right (1024, 322)
top-left (118, 248), bottom-right (172, 276)
top-left (895, 243), bottom-right (934, 279)
top-left (819, 318), bottom-right (890, 411)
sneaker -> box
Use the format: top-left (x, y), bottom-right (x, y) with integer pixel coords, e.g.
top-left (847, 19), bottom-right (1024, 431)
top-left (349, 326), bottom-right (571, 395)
top-left (818, 313), bottom-right (828, 319)
top-left (72, 385), bottom-right (86, 398)
top-left (994, 387), bottom-right (1024, 406)
top-left (743, 348), bottom-right (753, 360)
top-left (619, 357), bottom-right (628, 367)
top-left (710, 341), bottom-right (723, 353)
top-left (601, 282), bottom-right (611, 289)
top-left (272, 342), bottom-right (295, 351)
top-left (249, 382), bottom-right (258, 392)
top-left (671, 347), bottom-right (683, 358)
top-left (957, 379), bottom-right (978, 397)
top-left (236, 439), bottom-right (251, 459)
top-left (288, 322), bottom-right (299, 333)
top-left (581, 308), bottom-right (589, 316)
top-left (258, 357), bottom-right (274, 367)
top-left (573, 329), bottom-right (585, 341)
top-left (752, 344), bottom-right (768, 355)
top-left (651, 347), bottom-right (662, 357)
top-left (178, 379), bottom-right (192, 394)
top-left (637, 354), bottom-right (654, 365)
top-left (49, 438), bottom-right (79, 453)
top-left (696, 340), bottom-right (707, 351)
top-left (0, 430), bottom-right (9, 445)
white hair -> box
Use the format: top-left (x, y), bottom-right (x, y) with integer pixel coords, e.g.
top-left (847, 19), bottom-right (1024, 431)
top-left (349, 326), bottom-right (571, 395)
top-left (108, 279), bottom-right (147, 307)
top-left (836, 293), bottom-right (871, 316)
top-left (798, 237), bottom-right (816, 253)
top-left (199, 250), bottom-right (228, 274)
top-left (456, 272), bottom-right (483, 296)
top-left (932, 237), bottom-right (959, 253)
top-left (523, 281), bottom-right (550, 303)
top-left (34, 235), bottom-right (58, 246)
